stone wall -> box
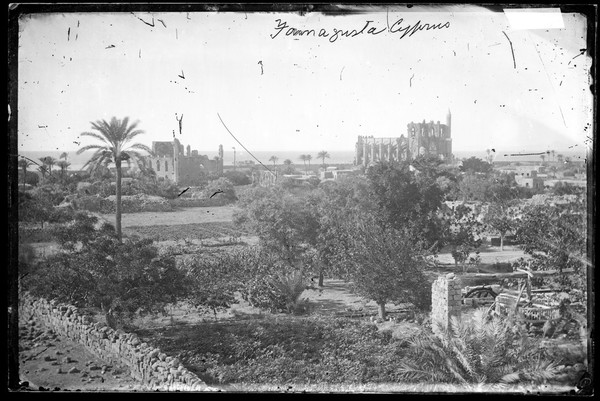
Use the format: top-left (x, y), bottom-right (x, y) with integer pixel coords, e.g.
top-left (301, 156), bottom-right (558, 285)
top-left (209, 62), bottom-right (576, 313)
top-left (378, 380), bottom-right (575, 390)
top-left (19, 293), bottom-right (213, 391)
top-left (431, 273), bottom-right (462, 336)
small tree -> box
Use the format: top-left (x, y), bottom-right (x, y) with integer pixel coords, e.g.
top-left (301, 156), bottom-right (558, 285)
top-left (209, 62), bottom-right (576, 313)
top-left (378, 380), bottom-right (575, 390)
top-left (23, 213), bottom-right (189, 328)
top-left (459, 157), bottom-right (493, 174)
top-left (317, 150), bottom-right (330, 167)
top-left (346, 214), bottom-right (431, 319)
top-left (515, 197), bottom-right (587, 297)
top-left (281, 159), bottom-right (295, 175)
top-left (443, 203), bottom-right (483, 272)
top-left (483, 203), bottom-right (516, 251)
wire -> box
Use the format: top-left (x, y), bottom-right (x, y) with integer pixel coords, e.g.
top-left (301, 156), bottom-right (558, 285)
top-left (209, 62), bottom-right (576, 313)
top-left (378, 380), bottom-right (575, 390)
top-left (217, 113), bottom-right (275, 176)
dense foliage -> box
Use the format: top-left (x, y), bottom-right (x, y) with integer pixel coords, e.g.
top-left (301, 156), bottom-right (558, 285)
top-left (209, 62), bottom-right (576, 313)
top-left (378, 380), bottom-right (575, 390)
top-left (398, 309), bottom-right (562, 384)
top-left (514, 196), bottom-right (587, 300)
top-left (141, 316), bottom-right (411, 385)
top-left (22, 213), bottom-right (189, 328)
top-left (459, 157), bottom-right (493, 174)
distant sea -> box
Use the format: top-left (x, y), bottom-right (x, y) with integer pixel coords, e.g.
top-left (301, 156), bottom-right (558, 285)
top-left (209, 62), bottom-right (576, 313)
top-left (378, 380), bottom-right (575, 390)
top-left (19, 149), bottom-right (587, 171)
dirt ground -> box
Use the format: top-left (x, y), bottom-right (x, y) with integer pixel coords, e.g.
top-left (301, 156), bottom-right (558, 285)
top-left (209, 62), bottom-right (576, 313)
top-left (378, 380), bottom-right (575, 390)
top-left (99, 206), bottom-right (236, 227)
top-left (16, 319), bottom-right (149, 392)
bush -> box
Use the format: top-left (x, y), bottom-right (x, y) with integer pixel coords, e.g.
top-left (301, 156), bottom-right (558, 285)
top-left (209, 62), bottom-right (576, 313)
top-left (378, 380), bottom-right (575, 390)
top-left (22, 214), bottom-right (189, 329)
top-left (72, 195), bottom-right (113, 213)
top-left (24, 171), bottom-right (40, 186)
top-left (397, 308), bottom-right (563, 384)
top-left (224, 170), bottom-right (252, 186)
top-left (204, 177), bottom-right (237, 202)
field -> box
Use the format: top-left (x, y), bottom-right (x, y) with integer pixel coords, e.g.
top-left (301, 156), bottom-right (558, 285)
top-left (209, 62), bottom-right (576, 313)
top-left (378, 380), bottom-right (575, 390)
top-left (21, 204), bottom-right (587, 392)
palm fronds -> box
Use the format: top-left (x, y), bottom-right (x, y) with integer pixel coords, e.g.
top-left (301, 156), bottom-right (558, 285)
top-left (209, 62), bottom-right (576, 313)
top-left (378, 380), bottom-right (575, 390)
top-left (399, 308), bottom-right (563, 385)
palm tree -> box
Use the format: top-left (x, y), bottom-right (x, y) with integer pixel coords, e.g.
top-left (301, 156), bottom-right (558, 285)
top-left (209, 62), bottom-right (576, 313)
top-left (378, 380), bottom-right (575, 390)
top-left (18, 158), bottom-right (33, 186)
top-left (77, 117), bottom-right (153, 241)
top-left (60, 152), bottom-right (69, 162)
top-left (56, 160), bottom-right (71, 180)
top-left (299, 154), bottom-right (308, 173)
top-left (317, 150), bottom-right (330, 167)
top-left (268, 155), bottom-right (279, 167)
top-left (45, 156), bottom-right (57, 174)
top-left (306, 154), bottom-right (312, 171)
top-left (38, 157), bottom-right (51, 181)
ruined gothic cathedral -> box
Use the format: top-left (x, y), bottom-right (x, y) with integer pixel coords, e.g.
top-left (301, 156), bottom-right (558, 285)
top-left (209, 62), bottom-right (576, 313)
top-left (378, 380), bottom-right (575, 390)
top-left (355, 110), bottom-right (453, 166)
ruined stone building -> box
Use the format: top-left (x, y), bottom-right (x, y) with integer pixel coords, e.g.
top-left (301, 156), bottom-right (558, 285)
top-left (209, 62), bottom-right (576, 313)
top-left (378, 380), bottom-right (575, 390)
top-left (146, 138), bottom-right (224, 185)
top-left (355, 110), bottom-right (453, 166)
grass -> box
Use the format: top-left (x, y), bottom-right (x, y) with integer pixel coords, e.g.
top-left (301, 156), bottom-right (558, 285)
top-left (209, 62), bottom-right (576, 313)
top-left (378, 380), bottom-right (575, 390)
top-left (123, 222), bottom-right (247, 241)
top-left (100, 206), bottom-right (237, 227)
top-left (134, 315), bottom-right (412, 385)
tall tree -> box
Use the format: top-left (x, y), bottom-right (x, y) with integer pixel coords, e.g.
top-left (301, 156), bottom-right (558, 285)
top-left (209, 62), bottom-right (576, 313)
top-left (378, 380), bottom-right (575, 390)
top-left (366, 160), bottom-right (446, 249)
top-left (299, 154), bottom-right (308, 173)
top-left (45, 156), bottom-right (56, 174)
top-left (268, 155), bottom-right (279, 167)
top-left (38, 157), bottom-right (49, 181)
top-left (306, 154), bottom-right (312, 170)
top-left (77, 117), bottom-right (153, 241)
top-left (18, 158), bottom-right (33, 186)
top-left (317, 150), bottom-right (330, 167)
top-left (56, 160), bottom-right (71, 180)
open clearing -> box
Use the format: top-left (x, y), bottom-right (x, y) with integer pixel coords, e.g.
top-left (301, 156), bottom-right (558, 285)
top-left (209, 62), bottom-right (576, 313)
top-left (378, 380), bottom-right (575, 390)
top-left (99, 206), bottom-right (237, 227)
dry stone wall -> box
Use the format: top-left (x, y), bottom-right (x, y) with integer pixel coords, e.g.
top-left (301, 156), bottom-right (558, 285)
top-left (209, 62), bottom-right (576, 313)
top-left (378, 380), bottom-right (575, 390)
top-left (19, 293), bottom-right (213, 391)
top-left (431, 273), bottom-right (462, 336)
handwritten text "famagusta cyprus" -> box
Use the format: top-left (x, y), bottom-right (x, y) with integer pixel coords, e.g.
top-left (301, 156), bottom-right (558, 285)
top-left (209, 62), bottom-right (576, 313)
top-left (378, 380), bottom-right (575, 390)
top-left (270, 18), bottom-right (451, 43)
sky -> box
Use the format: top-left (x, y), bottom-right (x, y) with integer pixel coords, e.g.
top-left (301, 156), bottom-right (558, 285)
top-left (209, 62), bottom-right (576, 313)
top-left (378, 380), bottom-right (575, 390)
top-left (16, 5), bottom-right (593, 159)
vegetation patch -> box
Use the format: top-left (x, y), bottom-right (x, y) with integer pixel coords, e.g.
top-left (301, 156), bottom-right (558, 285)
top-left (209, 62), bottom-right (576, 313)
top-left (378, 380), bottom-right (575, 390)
top-left (136, 316), bottom-right (410, 385)
top-left (124, 222), bottom-right (242, 241)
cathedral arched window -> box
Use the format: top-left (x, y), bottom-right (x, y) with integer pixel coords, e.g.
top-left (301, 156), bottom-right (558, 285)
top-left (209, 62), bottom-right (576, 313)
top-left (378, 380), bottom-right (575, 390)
top-left (165, 160), bottom-right (168, 171)
top-left (156, 160), bottom-right (160, 171)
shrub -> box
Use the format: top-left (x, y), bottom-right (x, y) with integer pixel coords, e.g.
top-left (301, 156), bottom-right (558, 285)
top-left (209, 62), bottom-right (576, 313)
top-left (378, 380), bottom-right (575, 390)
top-left (204, 177), bottom-right (237, 202)
top-left (72, 195), bottom-right (113, 213)
top-left (24, 171), bottom-right (40, 186)
top-left (224, 170), bottom-right (251, 186)
top-left (22, 214), bottom-right (189, 329)
top-left (397, 308), bottom-right (563, 384)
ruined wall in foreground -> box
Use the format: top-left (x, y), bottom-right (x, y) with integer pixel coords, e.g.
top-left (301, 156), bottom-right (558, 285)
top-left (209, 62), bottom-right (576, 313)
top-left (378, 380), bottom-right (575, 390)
top-left (431, 274), bottom-right (462, 336)
top-left (19, 293), bottom-right (213, 391)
